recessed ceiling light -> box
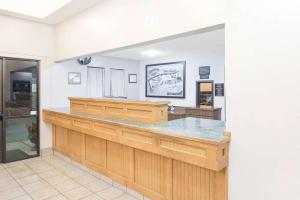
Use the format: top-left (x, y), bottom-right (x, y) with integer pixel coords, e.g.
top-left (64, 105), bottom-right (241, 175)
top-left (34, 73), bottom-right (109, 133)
top-left (141, 49), bottom-right (164, 57)
top-left (0, 0), bottom-right (72, 18)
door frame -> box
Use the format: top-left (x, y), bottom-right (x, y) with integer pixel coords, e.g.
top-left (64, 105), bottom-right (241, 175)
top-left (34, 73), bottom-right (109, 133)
top-left (1, 57), bottom-right (40, 163)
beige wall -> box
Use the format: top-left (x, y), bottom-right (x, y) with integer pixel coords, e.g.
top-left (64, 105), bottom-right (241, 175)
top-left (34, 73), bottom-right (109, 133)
top-left (54, 0), bottom-right (225, 61)
top-left (0, 14), bottom-right (55, 150)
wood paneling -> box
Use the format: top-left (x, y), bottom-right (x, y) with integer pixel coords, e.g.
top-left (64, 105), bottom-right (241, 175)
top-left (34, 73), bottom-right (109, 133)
top-left (68, 130), bottom-right (84, 162)
top-left (69, 97), bottom-right (168, 124)
top-left (134, 150), bottom-right (172, 200)
top-left (173, 160), bottom-right (227, 200)
top-left (53, 126), bottom-right (68, 155)
top-left (106, 141), bottom-right (134, 180)
top-left (84, 135), bottom-right (106, 168)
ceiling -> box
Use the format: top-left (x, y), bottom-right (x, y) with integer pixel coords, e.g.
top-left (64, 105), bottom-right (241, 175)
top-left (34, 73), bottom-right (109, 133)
top-left (0, 0), bottom-right (104, 24)
top-left (102, 29), bottom-right (225, 61)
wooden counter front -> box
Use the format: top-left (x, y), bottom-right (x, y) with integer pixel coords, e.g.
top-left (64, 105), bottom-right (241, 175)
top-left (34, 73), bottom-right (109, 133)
top-left (43, 109), bottom-right (230, 200)
top-left (69, 97), bottom-right (169, 124)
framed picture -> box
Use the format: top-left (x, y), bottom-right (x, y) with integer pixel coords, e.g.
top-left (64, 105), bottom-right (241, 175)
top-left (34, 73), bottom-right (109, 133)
top-left (68, 72), bottom-right (81, 84)
top-left (199, 66), bottom-right (210, 79)
top-left (128, 74), bottom-right (137, 83)
top-left (215, 83), bottom-right (224, 96)
top-left (146, 61), bottom-right (186, 98)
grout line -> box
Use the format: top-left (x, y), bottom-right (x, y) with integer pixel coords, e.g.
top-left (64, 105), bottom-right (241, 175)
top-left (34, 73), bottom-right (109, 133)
top-left (2, 163), bottom-right (34, 200)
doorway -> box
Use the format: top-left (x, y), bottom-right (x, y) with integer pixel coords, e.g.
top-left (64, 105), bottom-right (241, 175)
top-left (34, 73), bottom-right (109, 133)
top-left (0, 57), bottom-right (39, 163)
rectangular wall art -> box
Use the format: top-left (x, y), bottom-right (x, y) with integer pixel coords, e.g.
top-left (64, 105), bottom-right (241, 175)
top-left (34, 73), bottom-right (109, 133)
top-left (146, 61), bottom-right (186, 98)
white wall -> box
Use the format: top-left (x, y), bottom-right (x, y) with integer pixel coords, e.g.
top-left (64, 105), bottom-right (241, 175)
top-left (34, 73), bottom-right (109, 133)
top-left (48, 55), bottom-right (140, 108)
top-left (226, 0), bottom-right (300, 199)
top-left (0, 14), bottom-right (55, 150)
top-left (138, 51), bottom-right (225, 120)
top-left (54, 0), bottom-right (225, 61)
top-left (53, 0), bottom-right (300, 199)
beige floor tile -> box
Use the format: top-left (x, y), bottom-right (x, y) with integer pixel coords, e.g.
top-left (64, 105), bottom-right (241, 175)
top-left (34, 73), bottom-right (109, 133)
top-left (0, 175), bottom-right (16, 187)
top-left (115, 194), bottom-right (138, 200)
top-left (6, 165), bottom-right (29, 173)
top-left (126, 188), bottom-right (143, 200)
top-left (0, 180), bottom-right (20, 191)
top-left (45, 174), bottom-right (71, 186)
top-left (23, 180), bottom-right (51, 193)
top-left (81, 194), bottom-right (104, 200)
top-left (85, 180), bottom-right (112, 193)
top-left (45, 194), bottom-right (68, 200)
top-left (30, 164), bottom-right (54, 173)
top-left (113, 181), bottom-right (126, 192)
top-left (0, 168), bottom-right (8, 176)
top-left (0, 155), bottom-right (135, 200)
top-left (143, 196), bottom-right (152, 200)
top-left (29, 186), bottom-right (59, 200)
top-left (52, 179), bottom-right (81, 193)
top-left (0, 186), bottom-right (26, 200)
top-left (22, 157), bottom-right (42, 164)
top-left (63, 186), bottom-right (92, 200)
top-left (12, 194), bottom-right (33, 200)
top-left (74, 174), bottom-right (98, 185)
top-left (63, 168), bottom-right (86, 178)
top-left (3, 161), bottom-right (24, 169)
top-left (11, 169), bottom-right (35, 179)
top-left (17, 174), bottom-right (42, 185)
top-left (97, 187), bottom-right (124, 200)
top-left (38, 169), bottom-right (62, 179)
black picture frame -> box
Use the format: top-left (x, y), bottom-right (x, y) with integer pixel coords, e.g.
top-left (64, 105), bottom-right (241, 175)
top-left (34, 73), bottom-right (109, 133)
top-left (215, 83), bottom-right (224, 96)
top-left (128, 74), bottom-right (137, 83)
top-left (145, 61), bottom-right (186, 98)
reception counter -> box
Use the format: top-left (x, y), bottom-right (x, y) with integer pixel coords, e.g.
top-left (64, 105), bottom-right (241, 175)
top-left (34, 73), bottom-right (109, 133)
top-left (43, 98), bottom-right (230, 200)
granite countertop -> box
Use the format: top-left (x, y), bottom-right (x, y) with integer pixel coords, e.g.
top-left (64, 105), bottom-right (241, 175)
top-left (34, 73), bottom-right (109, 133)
top-left (45, 107), bottom-right (227, 143)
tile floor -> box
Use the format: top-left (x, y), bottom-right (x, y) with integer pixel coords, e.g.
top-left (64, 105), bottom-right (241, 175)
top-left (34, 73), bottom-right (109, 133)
top-left (0, 152), bottom-right (151, 200)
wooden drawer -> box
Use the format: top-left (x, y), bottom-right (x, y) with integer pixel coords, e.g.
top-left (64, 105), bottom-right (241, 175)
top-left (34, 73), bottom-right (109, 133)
top-left (92, 121), bottom-right (118, 140)
top-left (72, 118), bottom-right (92, 131)
top-left (121, 128), bottom-right (155, 147)
top-left (70, 100), bottom-right (86, 112)
top-left (55, 114), bottom-right (72, 127)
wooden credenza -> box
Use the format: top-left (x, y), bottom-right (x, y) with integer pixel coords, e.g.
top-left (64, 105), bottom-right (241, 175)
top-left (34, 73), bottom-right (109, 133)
top-left (168, 106), bottom-right (222, 121)
top-left (43, 98), bottom-right (230, 200)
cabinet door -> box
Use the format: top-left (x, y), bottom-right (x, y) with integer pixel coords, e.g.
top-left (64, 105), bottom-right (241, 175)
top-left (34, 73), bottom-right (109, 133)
top-left (84, 135), bottom-right (107, 169)
top-left (106, 141), bottom-right (134, 180)
top-left (68, 130), bottom-right (84, 162)
top-left (53, 126), bottom-right (68, 155)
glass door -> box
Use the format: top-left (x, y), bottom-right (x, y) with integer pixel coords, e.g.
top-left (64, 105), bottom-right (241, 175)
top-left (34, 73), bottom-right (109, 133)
top-left (2, 58), bottom-right (39, 162)
top-left (0, 58), bottom-right (2, 163)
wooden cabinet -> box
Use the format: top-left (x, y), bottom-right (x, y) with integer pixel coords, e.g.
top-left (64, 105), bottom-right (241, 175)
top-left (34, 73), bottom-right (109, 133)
top-left (84, 135), bottom-right (107, 169)
top-left (68, 130), bottom-right (84, 163)
top-left (52, 126), bottom-right (68, 155)
top-left (168, 106), bottom-right (222, 121)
